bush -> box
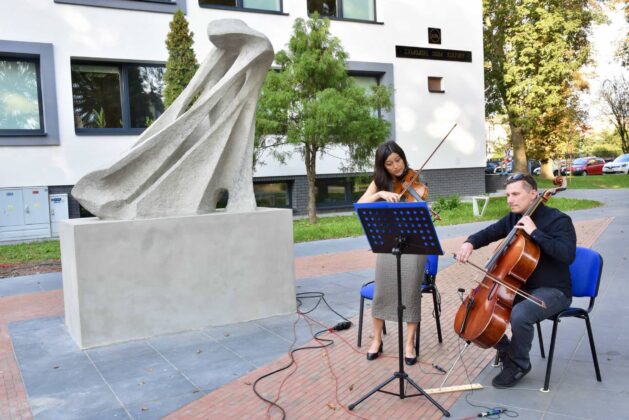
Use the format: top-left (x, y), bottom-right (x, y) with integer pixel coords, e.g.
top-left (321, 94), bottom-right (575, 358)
top-left (432, 194), bottom-right (461, 212)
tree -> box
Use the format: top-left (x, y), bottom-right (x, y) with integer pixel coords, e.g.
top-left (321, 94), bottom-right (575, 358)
top-left (601, 75), bottom-right (629, 153)
top-left (255, 14), bottom-right (392, 223)
top-left (163, 10), bottom-right (198, 108)
top-left (483, 0), bottom-right (599, 178)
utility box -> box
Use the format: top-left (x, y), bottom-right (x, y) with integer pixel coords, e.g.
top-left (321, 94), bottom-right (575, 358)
top-left (49, 194), bottom-right (69, 237)
top-left (0, 187), bottom-right (51, 242)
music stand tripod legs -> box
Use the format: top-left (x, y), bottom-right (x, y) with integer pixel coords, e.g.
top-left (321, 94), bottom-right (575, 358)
top-left (348, 238), bottom-right (450, 417)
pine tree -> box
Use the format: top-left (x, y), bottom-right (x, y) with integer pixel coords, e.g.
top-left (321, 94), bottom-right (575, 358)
top-left (163, 10), bottom-right (198, 108)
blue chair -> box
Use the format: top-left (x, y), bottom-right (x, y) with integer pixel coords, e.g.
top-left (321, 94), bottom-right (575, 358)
top-left (357, 255), bottom-right (442, 354)
top-left (536, 247), bottom-right (603, 392)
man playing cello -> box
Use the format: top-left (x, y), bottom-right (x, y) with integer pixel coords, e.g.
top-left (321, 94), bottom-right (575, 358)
top-left (456, 173), bottom-right (577, 388)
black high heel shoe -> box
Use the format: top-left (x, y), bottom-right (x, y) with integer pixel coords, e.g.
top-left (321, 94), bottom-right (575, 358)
top-left (404, 349), bottom-right (417, 366)
top-left (404, 355), bottom-right (417, 366)
top-left (366, 342), bottom-right (383, 361)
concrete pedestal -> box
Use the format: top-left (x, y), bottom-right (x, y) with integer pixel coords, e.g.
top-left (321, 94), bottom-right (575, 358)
top-left (60, 208), bottom-right (296, 349)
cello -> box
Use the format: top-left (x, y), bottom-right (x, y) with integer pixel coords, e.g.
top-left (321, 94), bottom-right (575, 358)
top-left (452, 175), bottom-right (567, 348)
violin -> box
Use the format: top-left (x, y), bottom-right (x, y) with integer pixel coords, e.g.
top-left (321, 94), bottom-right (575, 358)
top-left (393, 168), bottom-right (429, 202)
top-left (452, 176), bottom-right (568, 348)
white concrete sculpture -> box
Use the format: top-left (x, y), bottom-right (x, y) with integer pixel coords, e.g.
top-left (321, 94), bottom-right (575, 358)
top-left (72, 19), bottom-right (274, 219)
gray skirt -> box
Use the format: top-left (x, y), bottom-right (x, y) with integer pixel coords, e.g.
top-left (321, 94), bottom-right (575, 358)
top-left (372, 253), bottom-right (425, 323)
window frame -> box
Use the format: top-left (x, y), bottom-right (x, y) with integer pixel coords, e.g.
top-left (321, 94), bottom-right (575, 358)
top-left (0, 40), bottom-right (59, 146)
top-left (346, 61), bottom-right (395, 139)
top-left (307, 0), bottom-right (382, 24)
top-left (54, 0), bottom-right (186, 14)
top-left (428, 76), bottom-right (445, 93)
top-left (253, 181), bottom-right (292, 208)
top-left (0, 54), bottom-right (45, 137)
top-left (199, 0), bottom-right (287, 15)
top-left (71, 60), bottom-right (166, 135)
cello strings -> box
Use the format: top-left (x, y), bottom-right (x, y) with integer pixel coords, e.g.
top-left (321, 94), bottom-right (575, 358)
top-left (457, 256), bottom-right (546, 308)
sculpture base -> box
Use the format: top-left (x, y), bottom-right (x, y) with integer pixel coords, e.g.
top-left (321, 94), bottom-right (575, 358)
top-left (60, 208), bottom-right (295, 349)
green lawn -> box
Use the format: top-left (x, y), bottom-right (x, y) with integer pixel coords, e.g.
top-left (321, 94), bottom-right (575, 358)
top-left (0, 240), bottom-right (61, 264)
top-left (293, 196), bottom-right (601, 242)
top-left (536, 174), bottom-right (629, 189)
top-left (0, 195), bottom-right (604, 264)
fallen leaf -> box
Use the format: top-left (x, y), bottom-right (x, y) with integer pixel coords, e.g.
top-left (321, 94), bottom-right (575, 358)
top-left (196, 348), bottom-right (203, 354)
top-left (141, 407), bottom-right (149, 412)
top-left (348, 384), bottom-right (354, 391)
top-left (327, 403), bottom-right (337, 410)
top-left (52, 366), bottom-right (59, 369)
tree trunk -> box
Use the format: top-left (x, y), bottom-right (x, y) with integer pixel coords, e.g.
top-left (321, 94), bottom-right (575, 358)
top-left (305, 144), bottom-right (318, 224)
top-left (540, 158), bottom-right (555, 180)
top-left (619, 125), bottom-right (628, 154)
top-left (510, 123), bottom-right (528, 174)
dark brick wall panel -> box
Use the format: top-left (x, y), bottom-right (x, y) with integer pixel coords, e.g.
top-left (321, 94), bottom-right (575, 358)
top-left (420, 167), bottom-right (486, 199)
top-left (485, 174), bottom-right (508, 193)
top-left (50, 167), bottom-right (487, 218)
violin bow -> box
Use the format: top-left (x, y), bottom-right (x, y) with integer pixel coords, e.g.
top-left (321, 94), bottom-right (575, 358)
top-left (452, 254), bottom-right (547, 309)
top-left (399, 123), bottom-right (458, 197)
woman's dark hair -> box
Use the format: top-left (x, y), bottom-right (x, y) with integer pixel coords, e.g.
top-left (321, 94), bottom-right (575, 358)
top-left (373, 141), bottom-right (409, 191)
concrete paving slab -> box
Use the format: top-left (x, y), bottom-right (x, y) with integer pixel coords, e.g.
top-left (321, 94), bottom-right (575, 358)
top-left (0, 272), bottom-right (62, 298)
top-left (125, 392), bottom-right (202, 420)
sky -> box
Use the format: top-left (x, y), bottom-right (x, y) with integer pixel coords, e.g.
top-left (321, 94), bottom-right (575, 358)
top-left (582, 2), bottom-right (628, 131)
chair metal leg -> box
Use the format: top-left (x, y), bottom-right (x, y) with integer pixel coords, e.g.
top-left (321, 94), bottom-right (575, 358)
top-left (584, 314), bottom-right (602, 381)
top-left (357, 296), bottom-right (365, 347)
top-left (415, 322), bottom-right (420, 355)
top-left (542, 318), bottom-right (560, 392)
top-left (383, 321), bottom-right (387, 335)
top-left (537, 321), bottom-right (545, 359)
top-left (432, 288), bottom-right (443, 343)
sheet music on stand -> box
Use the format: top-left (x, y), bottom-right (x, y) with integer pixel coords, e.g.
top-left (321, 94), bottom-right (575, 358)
top-left (355, 201), bottom-right (444, 256)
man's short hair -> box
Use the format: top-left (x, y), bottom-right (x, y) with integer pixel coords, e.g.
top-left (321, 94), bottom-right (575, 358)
top-left (504, 172), bottom-right (537, 191)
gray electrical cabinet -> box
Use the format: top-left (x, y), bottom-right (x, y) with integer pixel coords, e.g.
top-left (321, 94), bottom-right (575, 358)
top-left (0, 187), bottom-right (51, 242)
top-left (49, 193), bottom-right (69, 237)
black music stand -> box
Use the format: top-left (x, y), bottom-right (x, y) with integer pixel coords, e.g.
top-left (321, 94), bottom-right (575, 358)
top-left (350, 201), bottom-right (450, 417)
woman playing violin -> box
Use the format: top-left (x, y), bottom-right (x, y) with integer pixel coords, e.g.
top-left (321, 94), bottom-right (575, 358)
top-left (455, 173), bottom-right (576, 388)
top-left (357, 140), bottom-right (427, 365)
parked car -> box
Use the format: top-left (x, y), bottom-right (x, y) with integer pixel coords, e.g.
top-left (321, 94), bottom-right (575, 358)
top-left (494, 161), bottom-right (512, 174)
top-left (603, 153), bottom-right (629, 175)
top-left (532, 160), bottom-right (566, 176)
top-left (569, 157), bottom-right (605, 176)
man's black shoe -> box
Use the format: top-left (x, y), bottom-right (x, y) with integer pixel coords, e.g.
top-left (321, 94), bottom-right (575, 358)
top-left (491, 361), bottom-right (531, 388)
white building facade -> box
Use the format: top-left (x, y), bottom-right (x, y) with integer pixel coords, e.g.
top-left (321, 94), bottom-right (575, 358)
top-left (0, 0), bottom-right (486, 228)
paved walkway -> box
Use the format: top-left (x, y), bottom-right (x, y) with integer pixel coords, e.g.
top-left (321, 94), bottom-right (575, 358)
top-left (0, 189), bottom-right (627, 419)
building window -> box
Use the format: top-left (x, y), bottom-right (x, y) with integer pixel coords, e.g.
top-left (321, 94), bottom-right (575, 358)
top-left (0, 41), bottom-right (59, 146)
top-left (199, 0), bottom-right (283, 13)
top-left (428, 76), bottom-right (444, 93)
top-left (346, 61), bottom-right (395, 139)
top-left (0, 56), bottom-right (44, 135)
top-left (71, 61), bottom-right (165, 133)
top-left (54, 0), bottom-right (186, 14)
top-left (351, 74), bottom-right (381, 117)
top-left (308, 0), bottom-right (376, 22)
top-left (254, 182), bottom-right (291, 207)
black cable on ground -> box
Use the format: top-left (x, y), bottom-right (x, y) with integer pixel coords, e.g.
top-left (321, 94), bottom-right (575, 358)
top-left (251, 291), bottom-right (351, 420)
